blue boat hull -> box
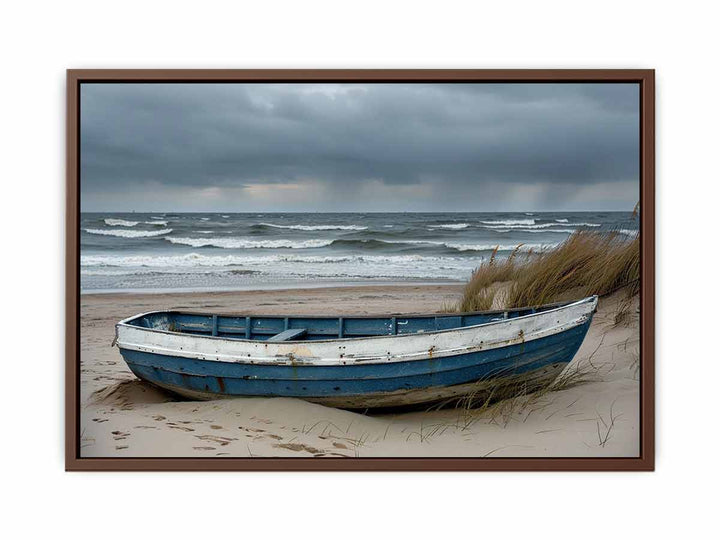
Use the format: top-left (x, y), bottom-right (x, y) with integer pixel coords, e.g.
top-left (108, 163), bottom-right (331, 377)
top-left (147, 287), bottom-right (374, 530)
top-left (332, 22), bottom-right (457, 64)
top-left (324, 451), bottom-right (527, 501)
top-left (119, 318), bottom-right (591, 409)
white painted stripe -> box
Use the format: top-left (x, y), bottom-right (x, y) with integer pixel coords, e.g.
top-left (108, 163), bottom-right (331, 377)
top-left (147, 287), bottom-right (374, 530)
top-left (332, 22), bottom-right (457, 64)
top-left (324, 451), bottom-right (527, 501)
top-left (117, 296), bottom-right (597, 367)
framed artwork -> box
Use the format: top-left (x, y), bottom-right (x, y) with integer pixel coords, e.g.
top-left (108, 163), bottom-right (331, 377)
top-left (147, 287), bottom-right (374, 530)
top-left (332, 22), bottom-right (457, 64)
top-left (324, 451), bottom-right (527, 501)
top-left (66, 69), bottom-right (654, 471)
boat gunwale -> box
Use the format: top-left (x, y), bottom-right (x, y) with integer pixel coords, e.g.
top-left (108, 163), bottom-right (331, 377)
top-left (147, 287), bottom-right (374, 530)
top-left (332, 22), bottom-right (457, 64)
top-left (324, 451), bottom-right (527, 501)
top-left (116, 296), bottom-right (598, 346)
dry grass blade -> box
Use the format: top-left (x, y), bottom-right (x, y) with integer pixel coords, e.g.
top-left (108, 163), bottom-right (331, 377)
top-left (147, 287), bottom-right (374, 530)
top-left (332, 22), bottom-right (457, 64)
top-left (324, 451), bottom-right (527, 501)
top-left (456, 230), bottom-right (639, 312)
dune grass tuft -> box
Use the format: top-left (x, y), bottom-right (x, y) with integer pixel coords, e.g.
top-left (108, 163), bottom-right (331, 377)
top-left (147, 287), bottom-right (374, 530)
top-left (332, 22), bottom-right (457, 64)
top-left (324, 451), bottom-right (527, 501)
top-left (458, 245), bottom-right (524, 311)
top-left (456, 230), bottom-right (639, 312)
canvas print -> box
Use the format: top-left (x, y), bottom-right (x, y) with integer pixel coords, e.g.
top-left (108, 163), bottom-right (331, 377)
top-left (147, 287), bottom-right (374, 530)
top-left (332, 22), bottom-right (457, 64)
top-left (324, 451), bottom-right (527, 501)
top-left (79, 82), bottom-right (641, 459)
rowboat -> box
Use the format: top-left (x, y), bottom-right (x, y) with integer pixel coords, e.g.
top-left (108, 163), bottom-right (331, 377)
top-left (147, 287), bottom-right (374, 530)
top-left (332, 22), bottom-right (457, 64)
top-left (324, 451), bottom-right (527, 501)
top-left (114, 295), bottom-right (597, 409)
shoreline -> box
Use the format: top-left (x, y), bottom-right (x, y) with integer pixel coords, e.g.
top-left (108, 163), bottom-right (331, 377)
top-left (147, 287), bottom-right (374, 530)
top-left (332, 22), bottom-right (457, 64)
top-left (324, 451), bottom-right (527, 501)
top-left (80, 279), bottom-right (463, 297)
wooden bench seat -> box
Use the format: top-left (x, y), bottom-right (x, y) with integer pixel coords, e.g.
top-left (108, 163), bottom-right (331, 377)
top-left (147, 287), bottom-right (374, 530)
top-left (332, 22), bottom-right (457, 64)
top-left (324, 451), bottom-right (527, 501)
top-left (267, 328), bottom-right (307, 342)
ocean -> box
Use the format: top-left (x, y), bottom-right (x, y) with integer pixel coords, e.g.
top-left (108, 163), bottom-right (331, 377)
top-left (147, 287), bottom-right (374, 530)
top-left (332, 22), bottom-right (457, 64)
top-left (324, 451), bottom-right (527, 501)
top-left (80, 212), bottom-right (638, 293)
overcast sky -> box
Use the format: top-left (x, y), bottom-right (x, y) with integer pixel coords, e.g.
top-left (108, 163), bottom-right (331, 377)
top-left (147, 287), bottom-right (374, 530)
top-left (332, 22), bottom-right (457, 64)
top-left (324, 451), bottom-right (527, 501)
top-left (80, 83), bottom-right (639, 212)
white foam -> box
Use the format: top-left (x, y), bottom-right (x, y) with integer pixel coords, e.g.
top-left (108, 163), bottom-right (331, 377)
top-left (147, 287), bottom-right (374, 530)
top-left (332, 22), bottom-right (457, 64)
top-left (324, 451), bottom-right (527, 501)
top-left (481, 219), bottom-right (535, 226)
top-left (85, 228), bottom-right (173, 238)
top-left (382, 239), bottom-right (555, 251)
top-left (200, 217), bottom-right (210, 221)
top-left (260, 222), bottom-right (368, 231)
top-left (618, 229), bottom-right (639, 236)
top-left (427, 223), bottom-right (470, 230)
top-left (81, 252), bottom-right (466, 268)
top-left (104, 218), bottom-right (139, 227)
top-left (555, 218), bottom-right (569, 223)
top-left (145, 220), bottom-right (168, 225)
top-left (481, 222), bottom-right (601, 230)
top-left (445, 242), bottom-right (557, 252)
top-left (221, 215), bottom-right (230, 218)
top-left (165, 237), bottom-right (333, 249)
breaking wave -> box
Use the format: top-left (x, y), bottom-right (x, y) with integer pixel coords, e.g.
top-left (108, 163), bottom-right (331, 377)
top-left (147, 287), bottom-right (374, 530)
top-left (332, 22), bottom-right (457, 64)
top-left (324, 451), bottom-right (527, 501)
top-left (104, 218), bottom-right (139, 227)
top-left (481, 219), bottom-right (535, 226)
top-left (427, 223), bottom-right (470, 230)
top-left (481, 222), bottom-right (601, 230)
top-left (159, 235), bottom-right (556, 254)
top-left (444, 242), bottom-right (556, 252)
top-left (165, 237), bottom-right (333, 249)
top-left (81, 252), bottom-right (468, 269)
top-left (85, 228), bottom-right (173, 238)
top-left (259, 222), bottom-right (368, 231)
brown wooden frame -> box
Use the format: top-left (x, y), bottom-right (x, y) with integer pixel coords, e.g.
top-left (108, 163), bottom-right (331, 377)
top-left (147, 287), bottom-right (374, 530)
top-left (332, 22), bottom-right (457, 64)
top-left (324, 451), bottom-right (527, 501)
top-left (66, 69), bottom-right (654, 471)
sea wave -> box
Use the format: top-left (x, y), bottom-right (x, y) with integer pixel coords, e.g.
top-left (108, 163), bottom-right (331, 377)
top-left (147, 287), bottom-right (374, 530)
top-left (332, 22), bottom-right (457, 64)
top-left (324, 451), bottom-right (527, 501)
top-left (427, 223), bottom-right (470, 229)
top-left (85, 228), bottom-right (173, 238)
top-left (481, 222), bottom-right (601, 230)
top-left (259, 222), bottom-right (368, 231)
top-left (330, 238), bottom-right (554, 253)
top-left (481, 219), bottom-right (535, 226)
top-left (165, 237), bottom-right (333, 249)
top-left (145, 220), bottom-right (168, 226)
top-left (104, 218), bottom-right (139, 227)
top-left (444, 242), bottom-right (556, 252)
top-left (555, 218), bottom-right (569, 223)
top-left (81, 252), bottom-right (472, 269)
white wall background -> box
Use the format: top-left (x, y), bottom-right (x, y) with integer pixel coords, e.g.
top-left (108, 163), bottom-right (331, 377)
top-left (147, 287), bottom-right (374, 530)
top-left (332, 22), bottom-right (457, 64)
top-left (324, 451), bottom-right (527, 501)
top-left (1, 1), bottom-right (716, 538)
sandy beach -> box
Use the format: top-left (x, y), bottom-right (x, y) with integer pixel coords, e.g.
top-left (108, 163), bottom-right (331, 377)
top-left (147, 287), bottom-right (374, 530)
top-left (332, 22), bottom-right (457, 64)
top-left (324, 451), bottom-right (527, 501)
top-left (80, 284), bottom-right (639, 458)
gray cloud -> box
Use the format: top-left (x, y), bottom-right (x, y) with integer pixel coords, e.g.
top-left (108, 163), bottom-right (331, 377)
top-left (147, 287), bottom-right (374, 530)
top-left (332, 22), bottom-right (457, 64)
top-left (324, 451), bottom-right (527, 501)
top-left (80, 82), bottom-right (639, 211)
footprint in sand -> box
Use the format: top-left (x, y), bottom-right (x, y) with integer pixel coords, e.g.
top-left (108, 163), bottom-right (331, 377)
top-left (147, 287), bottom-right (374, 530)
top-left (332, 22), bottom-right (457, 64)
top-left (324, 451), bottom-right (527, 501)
top-left (195, 435), bottom-right (237, 446)
top-left (167, 424), bottom-right (195, 432)
top-left (210, 425), bottom-right (223, 430)
top-left (273, 442), bottom-right (322, 454)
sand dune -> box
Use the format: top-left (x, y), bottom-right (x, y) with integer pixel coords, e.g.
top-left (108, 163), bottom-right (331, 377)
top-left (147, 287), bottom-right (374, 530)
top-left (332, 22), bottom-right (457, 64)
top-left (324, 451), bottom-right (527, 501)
top-left (79, 285), bottom-right (639, 458)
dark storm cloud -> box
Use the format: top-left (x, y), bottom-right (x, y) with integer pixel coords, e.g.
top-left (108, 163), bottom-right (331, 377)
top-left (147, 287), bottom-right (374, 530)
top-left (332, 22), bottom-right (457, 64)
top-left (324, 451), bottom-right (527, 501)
top-left (80, 82), bottom-right (639, 211)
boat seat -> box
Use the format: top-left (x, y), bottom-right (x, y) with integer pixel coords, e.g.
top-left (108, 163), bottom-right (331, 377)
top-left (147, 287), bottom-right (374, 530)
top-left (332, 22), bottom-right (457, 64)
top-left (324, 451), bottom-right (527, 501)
top-left (267, 328), bottom-right (307, 342)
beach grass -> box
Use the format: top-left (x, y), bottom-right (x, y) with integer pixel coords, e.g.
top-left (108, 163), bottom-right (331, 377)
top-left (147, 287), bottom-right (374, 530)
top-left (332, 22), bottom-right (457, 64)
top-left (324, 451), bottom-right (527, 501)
top-left (456, 230), bottom-right (639, 312)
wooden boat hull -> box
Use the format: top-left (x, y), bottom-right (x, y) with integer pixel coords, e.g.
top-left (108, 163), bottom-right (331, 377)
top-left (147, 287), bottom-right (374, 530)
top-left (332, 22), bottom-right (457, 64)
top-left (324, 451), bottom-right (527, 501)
top-left (115, 297), bottom-right (596, 409)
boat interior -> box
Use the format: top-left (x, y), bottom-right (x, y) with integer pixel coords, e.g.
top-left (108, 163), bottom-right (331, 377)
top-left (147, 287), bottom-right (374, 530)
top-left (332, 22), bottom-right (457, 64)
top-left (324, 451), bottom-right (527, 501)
top-left (122, 301), bottom-right (569, 342)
